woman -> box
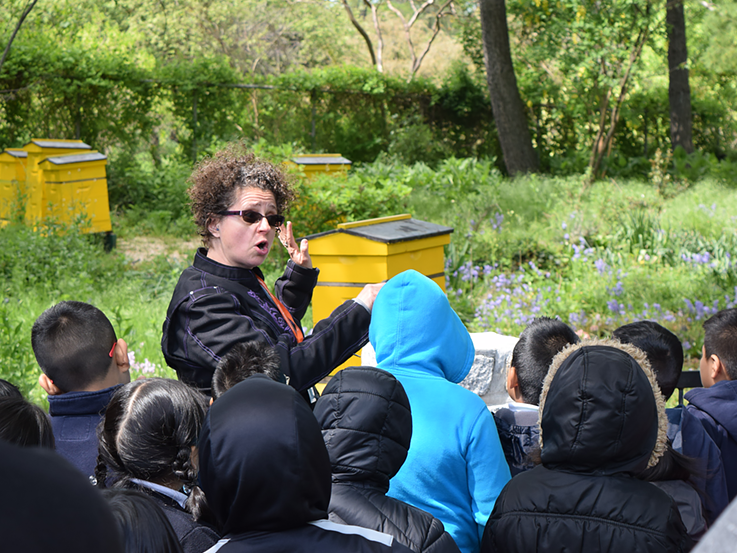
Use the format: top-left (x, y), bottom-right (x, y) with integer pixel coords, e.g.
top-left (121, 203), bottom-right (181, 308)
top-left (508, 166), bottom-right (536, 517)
top-left (162, 145), bottom-right (382, 394)
top-left (95, 378), bottom-right (219, 553)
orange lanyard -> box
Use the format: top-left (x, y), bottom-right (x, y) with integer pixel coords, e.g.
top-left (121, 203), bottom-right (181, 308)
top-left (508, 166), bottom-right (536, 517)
top-left (256, 275), bottom-right (304, 343)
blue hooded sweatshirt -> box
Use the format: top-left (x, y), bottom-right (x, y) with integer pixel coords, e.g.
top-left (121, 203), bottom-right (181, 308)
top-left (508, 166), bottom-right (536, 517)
top-left (369, 270), bottom-right (510, 553)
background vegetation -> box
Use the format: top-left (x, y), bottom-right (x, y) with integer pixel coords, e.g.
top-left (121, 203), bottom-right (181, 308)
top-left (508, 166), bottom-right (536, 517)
top-left (1, 0), bottom-right (735, 406)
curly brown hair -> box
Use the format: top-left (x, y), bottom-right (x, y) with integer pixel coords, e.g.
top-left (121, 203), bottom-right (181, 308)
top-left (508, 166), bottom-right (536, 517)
top-left (188, 143), bottom-right (295, 245)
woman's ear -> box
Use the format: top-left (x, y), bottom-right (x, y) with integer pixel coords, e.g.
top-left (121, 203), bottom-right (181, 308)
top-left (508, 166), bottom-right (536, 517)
top-left (207, 216), bottom-right (221, 239)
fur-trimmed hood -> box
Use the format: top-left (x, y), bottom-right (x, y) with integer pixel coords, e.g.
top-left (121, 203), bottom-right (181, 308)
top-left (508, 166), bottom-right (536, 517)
top-left (538, 338), bottom-right (667, 475)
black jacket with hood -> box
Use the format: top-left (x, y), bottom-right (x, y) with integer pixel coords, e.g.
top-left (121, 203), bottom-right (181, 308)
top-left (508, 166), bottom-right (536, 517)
top-left (481, 340), bottom-right (693, 553)
top-left (198, 374), bottom-right (413, 553)
top-left (313, 367), bottom-right (461, 553)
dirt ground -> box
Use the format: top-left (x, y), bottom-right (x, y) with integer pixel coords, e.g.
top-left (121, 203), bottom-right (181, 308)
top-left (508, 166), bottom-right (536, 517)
top-left (116, 235), bottom-right (201, 266)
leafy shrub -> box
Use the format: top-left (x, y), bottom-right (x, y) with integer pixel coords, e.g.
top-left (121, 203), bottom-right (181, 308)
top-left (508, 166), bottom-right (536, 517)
top-left (0, 220), bottom-right (125, 296)
top-left (288, 170), bottom-right (413, 238)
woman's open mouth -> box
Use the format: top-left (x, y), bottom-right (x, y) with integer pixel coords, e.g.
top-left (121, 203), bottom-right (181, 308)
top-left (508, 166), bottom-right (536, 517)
top-left (255, 240), bottom-right (270, 254)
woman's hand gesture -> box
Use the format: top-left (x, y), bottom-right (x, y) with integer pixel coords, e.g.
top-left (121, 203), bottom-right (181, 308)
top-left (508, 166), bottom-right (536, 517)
top-left (279, 221), bottom-right (313, 269)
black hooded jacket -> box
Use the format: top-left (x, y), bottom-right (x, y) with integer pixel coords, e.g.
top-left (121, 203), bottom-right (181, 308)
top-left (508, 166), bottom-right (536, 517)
top-left (198, 374), bottom-right (413, 553)
top-left (313, 367), bottom-right (461, 553)
top-left (482, 341), bottom-right (692, 553)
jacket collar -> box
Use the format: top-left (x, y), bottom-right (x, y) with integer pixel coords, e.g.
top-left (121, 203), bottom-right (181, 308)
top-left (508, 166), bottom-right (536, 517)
top-left (192, 248), bottom-right (265, 282)
top-left (47, 384), bottom-right (122, 417)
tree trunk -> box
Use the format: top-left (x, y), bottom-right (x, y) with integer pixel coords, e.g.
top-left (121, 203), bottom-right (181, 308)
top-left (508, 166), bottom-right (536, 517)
top-left (667, 0), bottom-right (694, 153)
top-left (478, 0), bottom-right (538, 175)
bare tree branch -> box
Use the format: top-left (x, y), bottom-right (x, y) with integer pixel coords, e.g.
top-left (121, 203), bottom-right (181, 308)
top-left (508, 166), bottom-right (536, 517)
top-left (386, 0), bottom-right (416, 69)
top-left (363, 0), bottom-right (384, 72)
top-left (0, 0), bottom-right (39, 75)
top-left (409, 0), bottom-right (454, 80)
top-left (341, 0), bottom-right (378, 69)
top-left (589, 26), bottom-right (649, 179)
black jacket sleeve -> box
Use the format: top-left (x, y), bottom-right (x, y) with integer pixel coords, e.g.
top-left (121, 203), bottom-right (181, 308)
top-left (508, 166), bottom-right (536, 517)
top-left (274, 260), bottom-right (318, 322)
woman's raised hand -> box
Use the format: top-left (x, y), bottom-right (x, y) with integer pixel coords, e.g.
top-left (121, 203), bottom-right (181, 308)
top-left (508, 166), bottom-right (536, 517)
top-left (279, 221), bottom-right (313, 269)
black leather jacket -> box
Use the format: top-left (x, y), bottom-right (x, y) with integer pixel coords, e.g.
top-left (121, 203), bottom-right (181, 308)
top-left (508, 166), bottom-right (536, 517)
top-left (314, 367), bottom-right (461, 553)
top-left (162, 248), bottom-right (370, 392)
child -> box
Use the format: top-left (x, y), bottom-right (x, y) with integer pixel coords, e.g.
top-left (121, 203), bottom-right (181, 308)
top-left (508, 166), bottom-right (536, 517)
top-left (482, 340), bottom-right (691, 553)
top-left (614, 320), bottom-right (728, 523)
top-left (211, 341), bottom-right (281, 400)
top-left (369, 270), bottom-right (510, 553)
top-left (31, 301), bottom-right (131, 478)
top-left (95, 378), bottom-right (219, 553)
top-left (493, 317), bottom-right (579, 475)
top-left (0, 439), bottom-right (124, 553)
top-left (0, 395), bottom-right (55, 449)
top-left (197, 375), bottom-right (413, 553)
top-left (686, 308), bottom-right (737, 502)
top-left (103, 489), bottom-right (183, 553)
top-left (313, 366), bottom-right (460, 553)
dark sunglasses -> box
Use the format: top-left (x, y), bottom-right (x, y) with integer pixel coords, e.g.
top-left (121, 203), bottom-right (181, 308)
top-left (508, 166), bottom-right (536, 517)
top-left (219, 210), bottom-right (285, 228)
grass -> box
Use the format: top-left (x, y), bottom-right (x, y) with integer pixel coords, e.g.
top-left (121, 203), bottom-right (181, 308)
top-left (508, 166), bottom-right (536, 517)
top-left (1, 165), bottom-right (735, 407)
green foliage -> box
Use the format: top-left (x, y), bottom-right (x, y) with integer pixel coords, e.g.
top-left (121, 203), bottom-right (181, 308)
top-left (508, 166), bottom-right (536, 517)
top-left (0, 220), bottom-right (126, 296)
top-left (289, 169), bottom-right (413, 237)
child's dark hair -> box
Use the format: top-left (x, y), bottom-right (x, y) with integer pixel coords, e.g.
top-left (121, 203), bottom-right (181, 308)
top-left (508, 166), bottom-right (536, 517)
top-left (0, 378), bottom-right (22, 399)
top-left (31, 301), bottom-right (117, 392)
top-left (0, 396), bottom-right (55, 448)
top-left (102, 489), bottom-right (183, 553)
top-left (95, 378), bottom-right (211, 522)
top-left (613, 321), bottom-right (684, 400)
top-left (703, 308), bottom-right (737, 380)
top-left (512, 317), bottom-right (580, 405)
top-left (211, 341), bottom-right (282, 399)
top-left (637, 440), bottom-right (701, 483)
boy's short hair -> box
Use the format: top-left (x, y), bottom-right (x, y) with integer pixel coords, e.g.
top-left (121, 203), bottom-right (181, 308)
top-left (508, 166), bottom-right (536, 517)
top-left (613, 321), bottom-right (683, 400)
top-left (31, 301), bottom-right (117, 393)
top-left (703, 308), bottom-right (737, 380)
top-left (512, 317), bottom-right (579, 405)
top-left (211, 341), bottom-right (281, 399)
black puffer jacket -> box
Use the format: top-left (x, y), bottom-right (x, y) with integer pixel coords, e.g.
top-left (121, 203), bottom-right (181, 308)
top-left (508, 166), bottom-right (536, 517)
top-left (198, 375), bottom-right (412, 553)
top-left (314, 367), bottom-right (461, 553)
top-left (482, 340), bottom-right (693, 553)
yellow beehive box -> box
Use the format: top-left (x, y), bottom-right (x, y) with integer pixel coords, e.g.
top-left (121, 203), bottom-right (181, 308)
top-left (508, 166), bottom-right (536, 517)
top-left (0, 149), bottom-right (27, 223)
top-left (285, 154), bottom-right (351, 179)
top-left (23, 139), bottom-right (92, 222)
top-left (38, 152), bottom-right (111, 233)
top-left (305, 213), bottom-right (453, 372)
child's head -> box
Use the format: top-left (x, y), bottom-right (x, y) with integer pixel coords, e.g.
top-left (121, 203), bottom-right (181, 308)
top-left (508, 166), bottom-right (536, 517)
top-left (0, 396), bottom-right (55, 449)
top-left (0, 378), bottom-right (22, 399)
top-left (96, 378), bottom-right (210, 520)
top-left (199, 376), bottom-right (331, 535)
top-left (613, 321), bottom-right (683, 400)
top-left (701, 308), bottom-right (737, 386)
top-left (102, 489), bottom-right (183, 553)
top-left (508, 317), bottom-right (580, 405)
top-left (32, 301), bottom-right (130, 394)
top-left (211, 341), bottom-right (281, 400)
